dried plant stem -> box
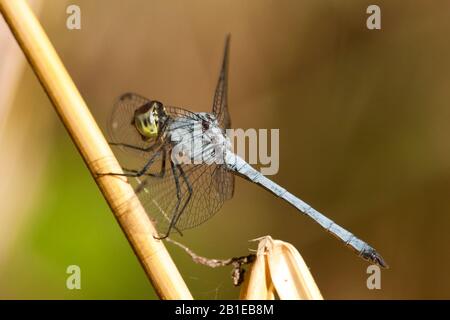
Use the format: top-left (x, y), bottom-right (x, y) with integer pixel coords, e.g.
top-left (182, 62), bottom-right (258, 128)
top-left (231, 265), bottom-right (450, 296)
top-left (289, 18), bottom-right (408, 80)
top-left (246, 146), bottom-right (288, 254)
top-left (0, 0), bottom-right (192, 299)
top-left (167, 238), bottom-right (255, 286)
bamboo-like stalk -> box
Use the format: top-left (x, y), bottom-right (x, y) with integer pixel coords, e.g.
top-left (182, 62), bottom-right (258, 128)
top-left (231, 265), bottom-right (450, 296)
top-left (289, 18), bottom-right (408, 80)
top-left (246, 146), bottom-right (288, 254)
top-left (0, 0), bottom-right (192, 299)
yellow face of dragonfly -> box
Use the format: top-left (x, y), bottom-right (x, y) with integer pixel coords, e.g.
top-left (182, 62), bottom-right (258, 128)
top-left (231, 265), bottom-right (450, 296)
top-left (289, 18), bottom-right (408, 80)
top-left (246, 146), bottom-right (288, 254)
top-left (134, 102), bottom-right (162, 139)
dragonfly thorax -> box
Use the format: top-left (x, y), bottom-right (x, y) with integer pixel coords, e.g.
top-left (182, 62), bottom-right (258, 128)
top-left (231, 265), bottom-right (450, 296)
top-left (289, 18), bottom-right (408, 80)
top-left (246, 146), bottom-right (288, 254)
top-left (168, 112), bottom-right (231, 165)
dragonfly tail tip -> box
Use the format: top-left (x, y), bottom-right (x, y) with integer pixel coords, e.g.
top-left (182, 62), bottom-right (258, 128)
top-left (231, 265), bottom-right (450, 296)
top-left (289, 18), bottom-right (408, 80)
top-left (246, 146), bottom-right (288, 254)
top-left (373, 252), bottom-right (389, 269)
top-left (361, 246), bottom-right (389, 269)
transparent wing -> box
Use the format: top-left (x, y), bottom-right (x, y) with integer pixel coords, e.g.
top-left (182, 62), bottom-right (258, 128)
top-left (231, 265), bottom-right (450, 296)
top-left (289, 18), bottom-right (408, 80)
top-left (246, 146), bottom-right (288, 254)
top-left (108, 92), bottom-right (234, 235)
top-left (211, 35), bottom-right (235, 201)
top-left (212, 35), bottom-right (232, 130)
top-left (131, 149), bottom-right (234, 235)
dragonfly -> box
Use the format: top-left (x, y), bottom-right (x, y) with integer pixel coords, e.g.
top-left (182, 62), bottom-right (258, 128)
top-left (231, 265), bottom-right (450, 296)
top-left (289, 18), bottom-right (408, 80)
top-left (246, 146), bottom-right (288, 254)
top-left (104, 36), bottom-right (387, 268)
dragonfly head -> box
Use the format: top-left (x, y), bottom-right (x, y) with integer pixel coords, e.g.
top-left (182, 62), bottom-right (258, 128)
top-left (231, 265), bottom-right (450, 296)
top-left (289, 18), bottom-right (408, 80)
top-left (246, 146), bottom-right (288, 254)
top-left (133, 101), bottom-right (166, 139)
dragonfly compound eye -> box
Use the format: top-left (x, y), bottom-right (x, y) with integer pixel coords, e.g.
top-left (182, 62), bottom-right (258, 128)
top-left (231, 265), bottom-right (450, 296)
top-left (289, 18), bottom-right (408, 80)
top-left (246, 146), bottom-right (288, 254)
top-left (134, 102), bottom-right (160, 139)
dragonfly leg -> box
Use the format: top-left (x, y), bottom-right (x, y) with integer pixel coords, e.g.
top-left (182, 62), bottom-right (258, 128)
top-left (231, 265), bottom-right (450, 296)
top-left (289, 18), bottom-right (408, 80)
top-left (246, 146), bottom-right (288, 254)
top-left (148, 148), bottom-right (166, 178)
top-left (135, 150), bottom-right (166, 193)
top-left (134, 150), bottom-right (167, 195)
top-left (98, 149), bottom-right (162, 178)
top-left (154, 161), bottom-right (184, 240)
top-left (108, 142), bottom-right (157, 152)
top-left (163, 165), bottom-right (192, 238)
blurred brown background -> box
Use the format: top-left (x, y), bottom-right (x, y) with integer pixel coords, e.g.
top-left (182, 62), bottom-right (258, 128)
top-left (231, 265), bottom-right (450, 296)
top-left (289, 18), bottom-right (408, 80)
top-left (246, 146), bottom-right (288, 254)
top-left (1, 0), bottom-right (449, 299)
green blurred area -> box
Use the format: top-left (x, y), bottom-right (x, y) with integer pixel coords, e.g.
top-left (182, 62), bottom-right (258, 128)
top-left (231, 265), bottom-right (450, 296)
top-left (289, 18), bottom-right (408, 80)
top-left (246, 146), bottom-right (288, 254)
top-left (0, 131), bottom-right (155, 299)
top-left (1, 0), bottom-right (450, 299)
